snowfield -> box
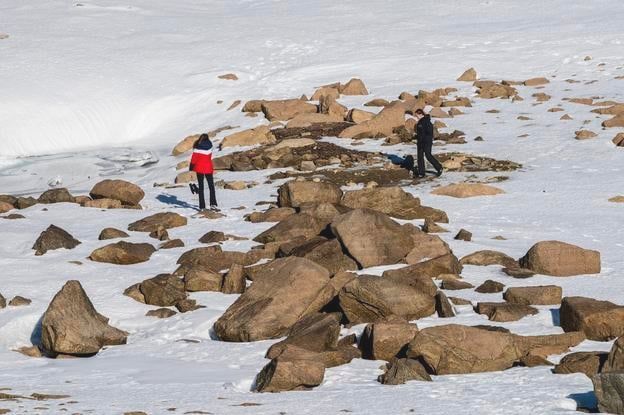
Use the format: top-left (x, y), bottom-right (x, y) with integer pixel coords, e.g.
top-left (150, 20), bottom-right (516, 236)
top-left (0, 0), bottom-right (624, 414)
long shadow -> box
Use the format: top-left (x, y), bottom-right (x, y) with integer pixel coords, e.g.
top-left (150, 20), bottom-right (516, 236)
top-left (567, 391), bottom-right (598, 413)
top-left (156, 193), bottom-right (197, 210)
top-left (30, 315), bottom-right (43, 346)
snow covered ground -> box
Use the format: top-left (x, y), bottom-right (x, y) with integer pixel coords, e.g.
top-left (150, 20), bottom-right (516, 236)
top-left (1, 0), bottom-right (624, 414)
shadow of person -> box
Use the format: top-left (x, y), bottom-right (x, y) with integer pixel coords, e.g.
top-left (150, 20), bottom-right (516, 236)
top-left (156, 193), bottom-right (197, 210)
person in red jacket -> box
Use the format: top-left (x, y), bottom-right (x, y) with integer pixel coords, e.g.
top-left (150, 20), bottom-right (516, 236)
top-left (189, 134), bottom-right (218, 211)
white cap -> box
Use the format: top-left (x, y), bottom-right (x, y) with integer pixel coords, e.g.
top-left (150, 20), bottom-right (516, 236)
top-left (423, 105), bottom-right (433, 114)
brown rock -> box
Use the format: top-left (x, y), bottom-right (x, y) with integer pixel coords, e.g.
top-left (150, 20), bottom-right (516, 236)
top-left (524, 77), bottom-right (550, 86)
top-left (339, 78), bottom-right (368, 95)
top-left (214, 257), bottom-right (331, 341)
top-left (560, 296), bottom-right (624, 340)
top-left (90, 179), bottom-right (144, 207)
top-left (575, 129), bottom-right (598, 140)
top-left (278, 180), bottom-right (343, 208)
top-left (457, 68), bottom-right (477, 82)
top-left (128, 212), bottom-right (187, 232)
top-left (220, 126), bottom-right (276, 148)
top-left (172, 134), bottom-right (200, 155)
top-left (603, 115), bottom-right (624, 128)
top-left (139, 274), bottom-right (187, 306)
top-left (32, 225), bottom-right (81, 256)
top-left (378, 358), bottom-right (432, 384)
top-left (339, 105), bottom-right (405, 139)
top-left (364, 98), bottom-right (390, 107)
top-left (604, 337), bottom-right (624, 372)
top-left (247, 207), bottom-right (296, 223)
top-left (0, 201), bottom-right (14, 213)
top-left (9, 296), bottom-right (31, 306)
top-left (460, 250), bottom-right (518, 268)
top-left (253, 213), bottom-right (326, 244)
top-left (554, 352), bottom-right (607, 377)
top-left (255, 357), bottom-right (325, 392)
top-left (519, 241), bottom-right (600, 276)
top-left (84, 198), bottom-right (123, 209)
top-left (289, 237), bottom-right (358, 275)
top-left (404, 230), bottom-right (451, 264)
top-left (175, 298), bottom-right (201, 313)
top-left (454, 229), bottom-right (472, 241)
top-left (261, 99), bottom-right (318, 121)
top-left (89, 241), bottom-right (156, 265)
top-left (475, 280), bottom-right (505, 293)
top-left (384, 253), bottom-right (462, 282)
top-left (160, 239), bottom-right (185, 249)
top-left (435, 291), bottom-right (456, 317)
top-left (593, 372), bottom-right (624, 414)
top-left (38, 188), bottom-right (75, 204)
top-left (15, 196), bottom-right (38, 209)
top-left (266, 313), bottom-right (340, 359)
top-left (338, 276), bottom-right (435, 324)
top-left (441, 279), bottom-right (474, 290)
top-left (41, 281), bottom-right (127, 356)
top-left (311, 86), bottom-right (340, 101)
top-left (359, 319), bottom-right (419, 361)
top-left (503, 267), bottom-right (536, 278)
top-left (145, 308), bottom-right (177, 318)
top-left (475, 302), bottom-right (539, 322)
top-left (330, 209), bottom-right (414, 268)
top-left (503, 285), bottom-right (562, 305)
top-left (613, 133), bottom-right (624, 147)
top-left (184, 268), bottom-right (223, 292)
top-left (222, 263), bottom-right (246, 294)
top-left (431, 183), bottom-right (505, 198)
top-left (347, 108), bottom-right (375, 123)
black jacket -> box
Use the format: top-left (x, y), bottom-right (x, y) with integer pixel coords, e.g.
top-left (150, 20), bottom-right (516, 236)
top-left (415, 115), bottom-right (434, 143)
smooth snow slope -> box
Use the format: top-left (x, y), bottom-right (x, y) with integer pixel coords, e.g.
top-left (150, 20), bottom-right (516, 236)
top-left (0, 0), bottom-right (623, 157)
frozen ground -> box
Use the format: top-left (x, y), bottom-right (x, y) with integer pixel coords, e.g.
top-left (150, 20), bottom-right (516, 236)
top-left (0, 0), bottom-right (624, 414)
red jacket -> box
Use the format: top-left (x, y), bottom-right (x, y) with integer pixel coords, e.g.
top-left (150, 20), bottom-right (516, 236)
top-left (190, 140), bottom-right (214, 174)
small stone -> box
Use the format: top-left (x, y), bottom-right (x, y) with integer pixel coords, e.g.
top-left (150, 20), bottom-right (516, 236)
top-left (9, 296), bottom-right (31, 307)
top-left (475, 280), bottom-right (505, 294)
top-left (454, 229), bottom-right (472, 241)
top-left (146, 308), bottom-right (177, 318)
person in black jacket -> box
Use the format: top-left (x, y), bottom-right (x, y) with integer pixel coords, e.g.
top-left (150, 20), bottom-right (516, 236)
top-left (414, 108), bottom-right (443, 178)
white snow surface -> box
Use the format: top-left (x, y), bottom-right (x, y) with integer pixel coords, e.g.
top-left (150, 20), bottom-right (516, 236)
top-left (0, 0), bottom-right (624, 414)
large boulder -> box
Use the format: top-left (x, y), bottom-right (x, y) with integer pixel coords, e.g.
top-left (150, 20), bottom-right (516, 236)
top-left (89, 241), bottom-right (156, 265)
top-left (255, 357), bottom-right (325, 392)
top-left (431, 183), bottom-right (505, 198)
top-left (41, 281), bottom-right (127, 356)
top-left (339, 105), bottom-right (405, 139)
top-left (560, 296), bottom-right (624, 341)
top-left (457, 68), bottom-right (477, 82)
top-left (220, 126), bottom-right (276, 148)
top-left (253, 213), bottom-right (327, 244)
top-left (38, 188), bottom-right (75, 204)
top-left (519, 241), bottom-right (600, 276)
top-left (266, 313), bottom-right (341, 359)
top-left (330, 209), bottom-right (414, 268)
top-left (593, 372), bottom-right (624, 414)
top-left (503, 286), bottom-right (562, 305)
top-left (359, 319), bottom-right (419, 361)
top-left (213, 257), bottom-right (331, 341)
top-left (138, 274), bottom-right (187, 306)
top-left (32, 225), bottom-right (81, 256)
top-left (338, 276), bottom-right (435, 324)
top-left (90, 179), bottom-right (144, 207)
top-left (127, 212), bottom-right (187, 232)
top-left (286, 113), bottom-right (343, 128)
top-left (407, 325), bottom-right (519, 374)
top-left (341, 187), bottom-right (425, 220)
top-left (261, 99), bottom-right (318, 121)
top-left (278, 180), bottom-right (343, 208)
top-left (604, 337), bottom-right (624, 372)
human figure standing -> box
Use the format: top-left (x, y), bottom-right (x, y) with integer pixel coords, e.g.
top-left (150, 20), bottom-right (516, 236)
top-left (189, 134), bottom-right (218, 211)
top-left (414, 107), bottom-right (443, 178)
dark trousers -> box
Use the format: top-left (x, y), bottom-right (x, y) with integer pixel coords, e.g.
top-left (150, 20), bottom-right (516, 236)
top-left (197, 173), bottom-right (217, 209)
top-left (417, 139), bottom-right (442, 176)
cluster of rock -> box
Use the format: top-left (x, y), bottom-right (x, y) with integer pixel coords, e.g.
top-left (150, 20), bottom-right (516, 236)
top-left (0, 179), bottom-right (145, 214)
